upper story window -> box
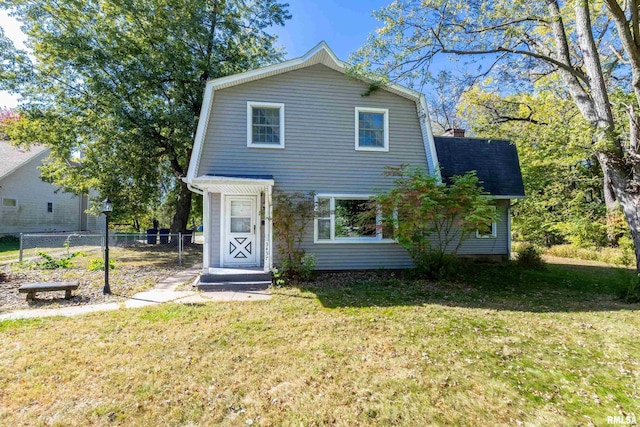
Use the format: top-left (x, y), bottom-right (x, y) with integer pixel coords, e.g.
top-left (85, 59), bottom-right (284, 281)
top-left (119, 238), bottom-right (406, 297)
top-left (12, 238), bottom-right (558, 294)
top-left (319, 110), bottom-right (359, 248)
top-left (355, 107), bottom-right (389, 152)
top-left (47, 202), bottom-right (53, 213)
top-left (247, 102), bottom-right (285, 149)
top-left (2, 198), bottom-right (17, 209)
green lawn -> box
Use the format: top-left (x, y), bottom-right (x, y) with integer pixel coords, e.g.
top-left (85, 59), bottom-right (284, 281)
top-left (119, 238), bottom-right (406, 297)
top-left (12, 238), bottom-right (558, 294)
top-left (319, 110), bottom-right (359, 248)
top-left (1, 261), bottom-right (638, 426)
top-left (0, 240), bottom-right (20, 263)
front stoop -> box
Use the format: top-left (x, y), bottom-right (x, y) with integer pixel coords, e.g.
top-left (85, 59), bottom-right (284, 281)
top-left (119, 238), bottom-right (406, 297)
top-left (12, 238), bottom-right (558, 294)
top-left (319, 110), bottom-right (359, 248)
top-left (197, 271), bottom-right (272, 292)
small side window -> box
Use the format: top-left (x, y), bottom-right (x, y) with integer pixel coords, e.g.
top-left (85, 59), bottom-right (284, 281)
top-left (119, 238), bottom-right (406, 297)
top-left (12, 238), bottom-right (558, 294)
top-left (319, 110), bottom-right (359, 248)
top-left (47, 202), bottom-right (53, 213)
top-left (2, 198), bottom-right (17, 209)
top-left (476, 207), bottom-right (497, 238)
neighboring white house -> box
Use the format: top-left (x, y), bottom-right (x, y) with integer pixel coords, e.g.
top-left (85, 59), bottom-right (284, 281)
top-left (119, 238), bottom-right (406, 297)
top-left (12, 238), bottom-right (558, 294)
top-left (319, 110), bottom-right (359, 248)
top-left (0, 140), bottom-right (103, 235)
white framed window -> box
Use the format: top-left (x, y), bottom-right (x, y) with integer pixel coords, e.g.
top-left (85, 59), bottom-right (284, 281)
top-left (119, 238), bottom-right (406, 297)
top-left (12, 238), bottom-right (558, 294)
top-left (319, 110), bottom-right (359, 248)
top-left (355, 107), bottom-right (389, 152)
top-left (314, 194), bottom-right (395, 243)
top-left (1, 198), bottom-right (17, 209)
top-left (476, 206), bottom-right (497, 238)
top-left (47, 202), bottom-right (53, 213)
top-left (247, 101), bottom-right (285, 149)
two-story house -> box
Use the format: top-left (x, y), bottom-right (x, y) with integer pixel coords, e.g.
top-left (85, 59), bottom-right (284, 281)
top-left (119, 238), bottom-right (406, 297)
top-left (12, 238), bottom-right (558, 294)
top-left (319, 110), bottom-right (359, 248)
top-left (185, 42), bottom-right (524, 278)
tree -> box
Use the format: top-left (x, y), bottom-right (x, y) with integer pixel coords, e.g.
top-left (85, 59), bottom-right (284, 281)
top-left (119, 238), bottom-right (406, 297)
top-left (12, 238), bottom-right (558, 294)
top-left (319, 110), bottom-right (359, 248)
top-left (352, 0), bottom-right (640, 271)
top-left (0, 0), bottom-right (290, 232)
top-left (375, 166), bottom-right (497, 279)
top-left (460, 88), bottom-right (618, 247)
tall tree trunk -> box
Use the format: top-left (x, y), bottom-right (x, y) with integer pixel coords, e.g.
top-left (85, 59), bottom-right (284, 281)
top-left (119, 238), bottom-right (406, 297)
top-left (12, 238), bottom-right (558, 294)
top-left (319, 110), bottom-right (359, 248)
top-left (598, 153), bottom-right (640, 271)
top-left (603, 169), bottom-right (622, 245)
top-left (170, 180), bottom-right (193, 234)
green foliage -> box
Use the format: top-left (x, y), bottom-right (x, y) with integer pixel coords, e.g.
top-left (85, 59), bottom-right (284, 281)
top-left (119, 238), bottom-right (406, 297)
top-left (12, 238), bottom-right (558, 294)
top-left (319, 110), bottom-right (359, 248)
top-left (375, 166), bottom-right (497, 279)
top-left (88, 258), bottom-right (116, 271)
top-left (36, 251), bottom-right (83, 269)
top-left (460, 89), bottom-right (611, 248)
top-left (623, 275), bottom-right (640, 304)
top-left (545, 244), bottom-right (634, 267)
top-left (0, 235), bottom-right (19, 243)
top-left (271, 191), bottom-right (317, 283)
top-left (515, 245), bottom-right (546, 270)
top-left (0, 0), bottom-right (291, 231)
top-left (272, 254), bottom-right (317, 287)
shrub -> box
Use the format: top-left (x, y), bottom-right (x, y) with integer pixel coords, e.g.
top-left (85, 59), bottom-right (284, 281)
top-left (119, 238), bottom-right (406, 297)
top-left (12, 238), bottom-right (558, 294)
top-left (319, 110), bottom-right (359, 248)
top-left (88, 258), bottom-right (115, 271)
top-left (375, 166), bottom-right (497, 280)
top-left (0, 235), bottom-right (19, 243)
top-left (515, 245), bottom-right (546, 270)
top-left (271, 191), bottom-right (317, 284)
top-left (37, 251), bottom-right (83, 269)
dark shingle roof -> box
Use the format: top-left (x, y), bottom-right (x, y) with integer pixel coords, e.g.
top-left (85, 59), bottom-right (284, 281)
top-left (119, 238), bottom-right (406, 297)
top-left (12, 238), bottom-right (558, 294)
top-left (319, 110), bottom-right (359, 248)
top-left (433, 136), bottom-right (525, 197)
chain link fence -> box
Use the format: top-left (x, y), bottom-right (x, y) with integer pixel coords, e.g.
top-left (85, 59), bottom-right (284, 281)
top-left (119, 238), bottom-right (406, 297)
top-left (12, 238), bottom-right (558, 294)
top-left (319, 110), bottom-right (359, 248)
top-left (18, 232), bottom-right (196, 266)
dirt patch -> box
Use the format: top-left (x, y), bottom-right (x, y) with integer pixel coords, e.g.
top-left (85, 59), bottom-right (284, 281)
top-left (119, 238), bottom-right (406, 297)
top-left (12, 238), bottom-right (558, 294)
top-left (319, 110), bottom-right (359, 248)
top-left (0, 264), bottom-right (181, 312)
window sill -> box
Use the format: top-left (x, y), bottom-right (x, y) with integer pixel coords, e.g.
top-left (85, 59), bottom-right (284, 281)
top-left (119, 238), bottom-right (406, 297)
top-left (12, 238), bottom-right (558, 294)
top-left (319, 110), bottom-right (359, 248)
top-left (314, 238), bottom-right (397, 244)
top-left (355, 146), bottom-right (389, 152)
top-left (247, 143), bottom-right (285, 149)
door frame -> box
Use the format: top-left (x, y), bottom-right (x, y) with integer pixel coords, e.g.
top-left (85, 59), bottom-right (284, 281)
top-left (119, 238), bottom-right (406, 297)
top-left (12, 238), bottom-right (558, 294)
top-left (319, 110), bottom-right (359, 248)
top-left (220, 193), bottom-right (261, 268)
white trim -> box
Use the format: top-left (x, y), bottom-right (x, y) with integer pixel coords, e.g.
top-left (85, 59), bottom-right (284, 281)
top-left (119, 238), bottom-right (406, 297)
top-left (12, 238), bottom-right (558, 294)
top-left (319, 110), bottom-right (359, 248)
top-left (246, 102), bottom-right (285, 149)
top-left (1, 197), bottom-right (18, 209)
top-left (491, 195), bottom-right (526, 200)
top-left (354, 107), bottom-right (389, 152)
top-left (203, 41), bottom-right (423, 101)
top-left (186, 83), bottom-right (215, 182)
top-left (419, 95), bottom-right (441, 182)
top-left (475, 206), bottom-right (498, 239)
top-left (202, 190), bottom-right (211, 271)
top-left (264, 186), bottom-right (273, 272)
top-left (314, 193), bottom-right (396, 244)
top-left (221, 194), bottom-right (261, 267)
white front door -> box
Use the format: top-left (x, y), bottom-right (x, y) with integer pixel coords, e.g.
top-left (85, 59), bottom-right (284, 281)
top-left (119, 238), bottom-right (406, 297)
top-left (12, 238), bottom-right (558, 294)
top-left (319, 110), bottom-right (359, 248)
top-left (223, 195), bottom-right (258, 266)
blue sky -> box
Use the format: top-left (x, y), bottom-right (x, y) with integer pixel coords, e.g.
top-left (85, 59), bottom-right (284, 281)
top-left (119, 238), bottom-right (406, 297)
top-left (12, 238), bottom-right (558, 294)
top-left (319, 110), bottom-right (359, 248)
top-left (0, 1), bottom-right (390, 108)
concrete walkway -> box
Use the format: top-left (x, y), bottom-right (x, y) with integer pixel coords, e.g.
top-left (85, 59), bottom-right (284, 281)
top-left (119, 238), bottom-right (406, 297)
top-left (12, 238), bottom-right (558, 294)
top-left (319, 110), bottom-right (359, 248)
top-left (0, 265), bottom-right (271, 321)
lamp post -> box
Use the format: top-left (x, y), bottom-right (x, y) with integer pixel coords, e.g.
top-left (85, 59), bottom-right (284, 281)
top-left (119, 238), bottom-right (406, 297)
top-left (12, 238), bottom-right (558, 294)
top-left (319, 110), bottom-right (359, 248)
top-left (102, 197), bottom-right (113, 294)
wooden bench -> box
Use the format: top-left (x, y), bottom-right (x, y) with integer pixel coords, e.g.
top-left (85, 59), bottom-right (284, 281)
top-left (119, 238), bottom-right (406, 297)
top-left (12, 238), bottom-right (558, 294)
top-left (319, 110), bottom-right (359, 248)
top-left (18, 281), bottom-right (79, 301)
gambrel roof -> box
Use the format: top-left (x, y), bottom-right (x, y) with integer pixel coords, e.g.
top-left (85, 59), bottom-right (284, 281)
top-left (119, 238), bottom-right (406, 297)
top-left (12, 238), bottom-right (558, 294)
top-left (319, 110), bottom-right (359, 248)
top-left (186, 41), bottom-right (440, 184)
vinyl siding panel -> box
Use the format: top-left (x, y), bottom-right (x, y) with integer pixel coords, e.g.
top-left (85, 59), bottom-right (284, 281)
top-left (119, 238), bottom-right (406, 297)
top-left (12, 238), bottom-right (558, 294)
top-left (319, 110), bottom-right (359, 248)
top-left (199, 64), bottom-right (509, 269)
top-left (0, 151), bottom-right (100, 235)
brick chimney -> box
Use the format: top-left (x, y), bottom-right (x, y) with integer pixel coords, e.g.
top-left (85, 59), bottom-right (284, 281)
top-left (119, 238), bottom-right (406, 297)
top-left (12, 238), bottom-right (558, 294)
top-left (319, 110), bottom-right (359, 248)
top-left (443, 128), bottom-right (465, 137)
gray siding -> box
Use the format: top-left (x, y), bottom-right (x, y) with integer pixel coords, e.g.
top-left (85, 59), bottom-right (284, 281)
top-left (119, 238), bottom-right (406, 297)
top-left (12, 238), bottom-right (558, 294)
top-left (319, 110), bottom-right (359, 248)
top-left (199, 64), bottom-right (509, 269)
top-left (209, 193), bottom-right (221, 267)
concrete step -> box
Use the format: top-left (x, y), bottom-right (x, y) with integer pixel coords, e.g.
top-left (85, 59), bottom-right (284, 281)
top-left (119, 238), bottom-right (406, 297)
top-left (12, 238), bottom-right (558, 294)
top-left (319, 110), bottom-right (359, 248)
top-left (197, 281), bottom-right (271, 292)
top-left (199, 272), bottom-right (272, 283)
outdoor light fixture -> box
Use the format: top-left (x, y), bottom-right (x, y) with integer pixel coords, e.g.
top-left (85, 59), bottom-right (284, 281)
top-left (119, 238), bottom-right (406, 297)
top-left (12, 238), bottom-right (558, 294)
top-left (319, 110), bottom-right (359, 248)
top-left (102, 197), bottom-right (113, 294)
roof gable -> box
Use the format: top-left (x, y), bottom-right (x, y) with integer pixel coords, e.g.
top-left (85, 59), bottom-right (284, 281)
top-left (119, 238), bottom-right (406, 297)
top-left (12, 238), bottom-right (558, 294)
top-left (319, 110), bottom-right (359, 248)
top-left (186, 41), bottom-right (440, 184)
top-left (433, 136), bottom-right (525, 198)
top-left (0, 140), bottom-right (49, 181)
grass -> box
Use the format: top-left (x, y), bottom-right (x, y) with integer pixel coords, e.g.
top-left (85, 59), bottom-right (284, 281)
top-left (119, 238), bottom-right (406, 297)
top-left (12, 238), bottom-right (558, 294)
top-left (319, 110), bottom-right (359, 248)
top-left (1, 260), bottom-right (639, 425)
top-left (0, 240), bottom-right (20, 263)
